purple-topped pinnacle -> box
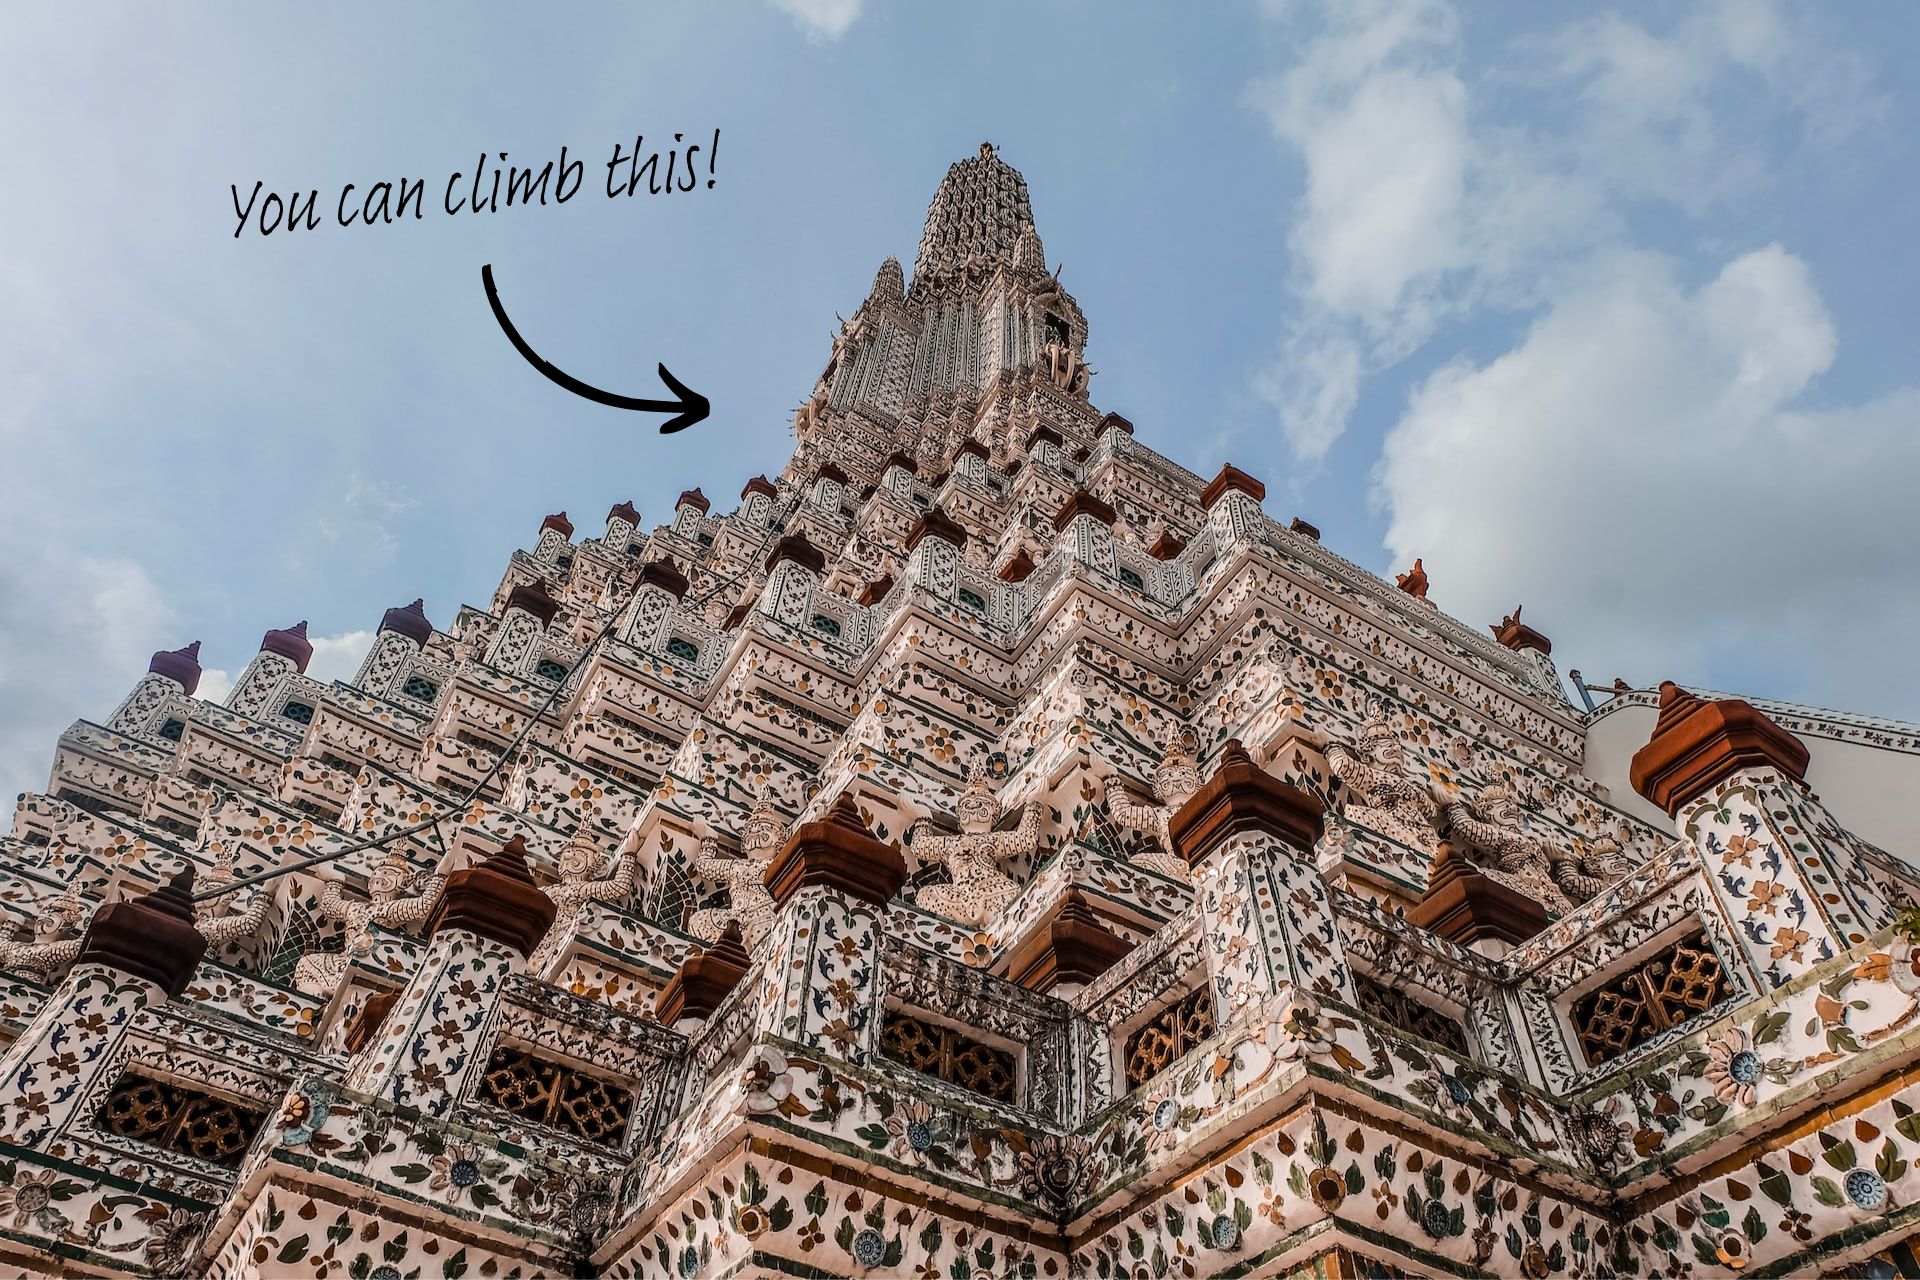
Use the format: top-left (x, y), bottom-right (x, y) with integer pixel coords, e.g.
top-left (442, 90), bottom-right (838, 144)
top-left (378, 598), bottom-right (433, 646)
top-left (148, 641), bottom-right (203, 695)
top-left (260, 620), bottom-right (313, 673)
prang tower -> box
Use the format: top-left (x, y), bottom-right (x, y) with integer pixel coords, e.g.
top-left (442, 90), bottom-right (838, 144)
top-left (4, 145), bottom-right (1920, 1279)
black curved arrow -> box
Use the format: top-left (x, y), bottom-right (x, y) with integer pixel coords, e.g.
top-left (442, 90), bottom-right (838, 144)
top-left (482, 263), bottom-right (710, 433)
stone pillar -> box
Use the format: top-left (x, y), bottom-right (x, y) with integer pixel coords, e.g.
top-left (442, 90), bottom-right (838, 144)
top-left (621, 559), bottom-right (691, 646)
top-left (903, 506), bottom-right (969, 600)
top-left (354, 598), bottom-right (433, 690)
top-left (534, 510), bottom-right (574, 563)
top-left (954, 438), bottom-right (990, 486)
top-left (758, 795), bottom-right (906, 1062)
top-left (880, 452), bottom-right (918, 501)
top-left (1051, 490), bottom-right (1118, 576)
top-left (226, 621), bottom-right (313, 717)
top-left (757, 534), bottom-right (826, 628)
top-left (673, 487), bottom-right (710, 537)
top-left (1629, 682), bottom-right (1878, 989)
top-left (0, 868), bottom-right (207, 1147)
top-left (106, 641), bottom-right (202, 735)
top-left (344, 837), bottom-right (555, 1119)
top-left (809, 462), bottom-right (848, 513)
top-left (1199, 465), bottom-right (1266, 557)
top-left (1167, 741), bottom-right (1350, 1019)
top-left (485, 580), bottom-right (560, 672)
top-left (739, 476), bottom-right (778, 525)
top-left (604, 500), bottom-right (641, 554)
top-left (1023, 426), bottom-right (1063, 471)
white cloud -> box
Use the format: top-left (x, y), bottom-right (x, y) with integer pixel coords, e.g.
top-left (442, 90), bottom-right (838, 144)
top-left (0, 550), bottom-right (171, 802)
top-left (306, 630), bottom-right (375, 686)
top-left (1246, 0), bottom-right (1875, 461)
top-left (1375, 245), bottom-right (1920, 717)
top-left (769, 0), bottom-right (865, 41)
top-left (195, 668), bottom-right (234, 704)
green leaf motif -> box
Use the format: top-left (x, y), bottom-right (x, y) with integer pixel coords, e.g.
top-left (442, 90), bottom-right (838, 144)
top-left (1757, 1160), bottom-right (1791, 1205)
top-left (1811, 1176), bottom-right (1845, 1208)
top-left (277, 1234), bottom-right (311, 1265)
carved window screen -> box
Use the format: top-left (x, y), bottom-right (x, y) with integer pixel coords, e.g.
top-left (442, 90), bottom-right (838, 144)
top-left (95, 1071), bottom-right (265, 1168)
top-left (1353, 972), bottom-right (1472, 1057)
top-left (479, 1045), bottom-right (636, 1146)
top-left (879, 1010), bottom-right (1017, 1103)
top-left (1572, 929), bottom-right (1729, 1066)
top-left (1124, 985), bottom-right (1216, 1090)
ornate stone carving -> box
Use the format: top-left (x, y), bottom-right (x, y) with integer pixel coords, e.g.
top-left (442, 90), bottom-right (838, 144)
top-left (1042, 337), bottom-right (1091, 396)
top-left (685, 795), bottom-right (786, 948)
top-left (193, 848), bottom-right (269, 948)
top-left (1553, 835), bottom-right (1637, 904)
top-left (910, 766), bottom-right (1039, 926)
top-left (292, 851), bottom-right (447, 996)
top-left (1325, 712), bottom-right (1440, 854)
top-left (528, 829), bottom-right (637, 968)
top-left (1438, 783), bottom-right (1573, 914)
top-left (1101, 729), bottom-right (1203, 881)
top-left (0, 883), bottom-right (93, 982)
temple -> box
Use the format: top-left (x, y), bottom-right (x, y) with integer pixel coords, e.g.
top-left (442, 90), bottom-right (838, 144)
top-left (4, 144), bottom-right (1919, 1278)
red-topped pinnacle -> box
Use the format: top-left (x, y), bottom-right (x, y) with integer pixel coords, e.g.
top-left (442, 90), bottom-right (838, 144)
top-left (504, 580), bottom-right (561, 626)
top-left (541, 511), bottom-right (574, 539)
top-left (763, 794), bottom-right (907, 907)
top-left (655, 922), bottom-right (752, 1026)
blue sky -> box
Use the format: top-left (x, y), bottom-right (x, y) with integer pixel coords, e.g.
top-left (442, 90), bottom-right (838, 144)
top-left (3, 2), bottom-right (1917, 800)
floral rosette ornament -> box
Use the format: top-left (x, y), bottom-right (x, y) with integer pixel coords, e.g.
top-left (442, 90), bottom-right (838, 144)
top-left (1704, 1029), bottom-right (1764, 1109)
top-left (1269, 992), bottom-right (1332, 1062)
top-left (1889, 934), bottom-right (1920, 997)
top-left (739, 1045), bottom-right (803, 1117)
top-left (1017, 1133), bottom-right (1101, 1218)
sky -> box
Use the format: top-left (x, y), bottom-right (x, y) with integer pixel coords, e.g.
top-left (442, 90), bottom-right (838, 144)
top-left (2, 1), bottom-right (1917, 801)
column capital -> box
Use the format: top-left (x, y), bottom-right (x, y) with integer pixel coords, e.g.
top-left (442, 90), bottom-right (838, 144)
top-left (1005, 891), bottom-right (1132, 993)
top-left (764, 532), bottom-right (826, 575)
top-left (425, 836), bottom-right (555, 956)
top-left (1168, 740), bottom-right (1324, 866)
top-left (1629, 681), bottom-right (1809, 816)
top-left (1200, 464), bottom-right (1266, 509)
top-left (1405, 843), bottom-right (1549, 950)
top-left (763, 795), bottom-right (906, 907)
top-left (1052, 490), bottom-right (1116, 532)
top-left (75, 865), bottom-right (207, 999)
top-left (905, 506), bottom-right (969, 551)
top-left (636, 559), bottom-right (690, 597)
top-left (655, 923), bottom-right (751, 1026)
